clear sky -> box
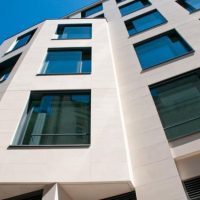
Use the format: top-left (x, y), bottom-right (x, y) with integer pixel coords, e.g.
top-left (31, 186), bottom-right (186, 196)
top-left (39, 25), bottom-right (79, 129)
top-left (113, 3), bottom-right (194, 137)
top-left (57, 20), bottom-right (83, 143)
top-left (0, 0), bottom-right (99, 44)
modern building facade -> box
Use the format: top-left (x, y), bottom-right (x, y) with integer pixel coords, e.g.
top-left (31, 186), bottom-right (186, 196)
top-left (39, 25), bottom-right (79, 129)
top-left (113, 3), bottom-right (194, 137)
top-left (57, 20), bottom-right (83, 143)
top-left (0, 0), bottom-right (200, 199)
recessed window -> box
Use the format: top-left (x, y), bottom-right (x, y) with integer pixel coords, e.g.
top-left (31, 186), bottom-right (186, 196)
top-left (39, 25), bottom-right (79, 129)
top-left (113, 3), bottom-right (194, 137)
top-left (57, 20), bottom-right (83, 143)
top-left (56, 24), bottom-right (92, 39)
top-left (116, 0), bottom-right (127, 3)
top-left (119, 0), bottom-right (151, 17)
top-left (177, 0), bottom-right (200, 13)
top-left (134, 30), bottom-right (193, 69)
top-left (40, 48), bottom-right (91, 75)
top-left (150, 69), bottom-right (200, 141)
top-left (0, 54), bottom-right (21, 83)
top-left (7, 29), bottom-right (36, 53)
top-left (95, 14), bottom-right (105, 18)
top-left (125, 10), bottom-right (167, 36)
top-left (183, 176), bottom-right (200, 200)
top-left (4, 189), bottom-right (43, 200)
top-left (13, 91), bottom-right (91, 146)
top-left (81, 4), bottom-right (103, 18)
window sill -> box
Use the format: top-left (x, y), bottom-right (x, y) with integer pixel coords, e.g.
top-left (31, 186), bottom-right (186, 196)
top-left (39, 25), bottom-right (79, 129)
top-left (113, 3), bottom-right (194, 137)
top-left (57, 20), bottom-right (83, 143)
top-left (36, 72), bottom-right (91, 76)
top-left (8, 144), bottom-right (90, 149)
top-left (140, 50), bottom-right (195, 73)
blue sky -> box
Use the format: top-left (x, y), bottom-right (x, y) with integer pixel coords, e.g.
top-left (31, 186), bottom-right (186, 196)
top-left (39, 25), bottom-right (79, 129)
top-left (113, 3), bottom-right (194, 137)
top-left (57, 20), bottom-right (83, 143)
top-left (0, 0), bottom-right (99, 44)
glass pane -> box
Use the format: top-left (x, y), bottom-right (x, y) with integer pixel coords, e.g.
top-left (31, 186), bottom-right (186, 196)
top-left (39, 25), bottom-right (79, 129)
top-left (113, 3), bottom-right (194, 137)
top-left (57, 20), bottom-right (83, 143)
top-left (21, 92), bottom-right (90, 145)
top-left (135, 31), bottom-right (192, 69)
top-left (0, 54), bottom-right (21, 83)
top-left (126, 10), bottom-right (166, 36)
top-left (13, 34), bottom-right (32, 50)
top-left (120, 0), bottom-right (150, 16)
top-left (43, 51), bottom-right (82, 74)
top-left (58, 25), bottom-right (92, 39)
top-left (82, 4), bottom-right (103, 17)
top-left (151, 72), bottom-right (200, 140)
top-left (185, 0), bottom-right (200, 11)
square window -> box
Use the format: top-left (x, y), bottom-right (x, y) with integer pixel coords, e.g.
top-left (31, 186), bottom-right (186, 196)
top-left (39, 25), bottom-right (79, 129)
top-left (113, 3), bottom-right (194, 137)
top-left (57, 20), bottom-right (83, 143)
top-left (177, 0), bottom-right (200, 13)
top-left (150, 70), bottom-right (200, 141)
top-left (56, 24), bottom-right (92, 39)
top-left (81, 4), bottom-right (103, 18)
top-left (13, 91), bottom-right (91, 146)
top-left (7, 29), bottom-right (36, 53)
top-left (119, 0), bottom-right (151, 17)
top-left (125, 10), bottom-right (167, 36)
top-left (40, 48), bottom-right (91, 75)
top-left (134, 30), bottom-right (193, 69)
top-left (0, 54), bottom-right (21, 83)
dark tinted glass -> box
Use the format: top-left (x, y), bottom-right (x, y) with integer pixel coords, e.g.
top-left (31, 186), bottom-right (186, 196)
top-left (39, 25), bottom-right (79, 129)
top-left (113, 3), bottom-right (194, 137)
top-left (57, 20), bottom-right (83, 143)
top-left (11, 30), bottom-right (36, 51)
top-left (41, 49), bottom-right (91, 74)
top-left (15, 91), bottom-right (91, 146)
top-left (0, 54), bottom-right (21, 83)
top-left (177, 0), bottom-right (200, 12)
top-left (116, 0), bottom-right (127, 3)
top-left (125, 10), bottom-right (167, 36)
top-left (119, 0), bottom-right (151, 16)
top-left (56, 24), bottom-right (92, 39)
top-left (81, 4), bottom-right (103, 17)
top-left (134, 30), bottom-right (193, 69)
top-left (150, 70), bottom-right (200, 141)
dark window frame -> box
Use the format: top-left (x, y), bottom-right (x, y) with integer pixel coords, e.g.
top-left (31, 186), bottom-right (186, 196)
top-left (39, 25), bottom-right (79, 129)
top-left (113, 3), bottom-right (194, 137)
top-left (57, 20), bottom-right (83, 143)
top-left (38, 48), bottom-right (92, 75)
top-left (3, 190), bottom-right (43, 200)
top-left (54, 24), bottom-right (92, 40)
top-left (5, 29), bottom-right (36, 55)
top-left (134, 29), bottom-right (194, 70)
top-left (119, 0), bottom-right (152, 17)
top-left (0, 54), bottom-right (21, 83)
top-left (81, 4), bottom-right (103, 18)
top-left (176, 0), bottom-right (200, 13)
top-left (149, 68), bottom-right (200, 141)
top-left (11, 90), bottom-right (91, 148)
top-left (125, 9), bottom-right (167, 37)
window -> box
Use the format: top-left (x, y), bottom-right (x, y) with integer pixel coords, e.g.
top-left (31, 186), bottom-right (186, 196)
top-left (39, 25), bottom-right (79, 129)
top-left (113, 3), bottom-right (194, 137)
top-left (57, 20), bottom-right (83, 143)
top-left (81, 4), bottom-right (103, 18)
top-left (95, 14), bottom-right (105, 18)
top-left (56, 24), bottom-right (92, 39)
top-left (125, 10), bottom-right (167, 36)
top-left (40, 48), bottom-right (91, 75)
top-left (150, 69), bottom-right (200, 141)
top-left (13, 91), bottom-right (91, 146)
top-left (116, 0), bottom-right (127, 3)
top-left (4, 190), bottom-right (43, 200)
top-left (183, 176), bottom-right (200, 200)
top-left (119, 0), bottom-right (151, 16)
top-left (134, 30), bottom-right (193, 69)
top-left (177, 0), bottom-right (200, 13)
top-left (0, 54), bottom-right (21, 83)
top-left (7, 29), bottom-right (36, 53)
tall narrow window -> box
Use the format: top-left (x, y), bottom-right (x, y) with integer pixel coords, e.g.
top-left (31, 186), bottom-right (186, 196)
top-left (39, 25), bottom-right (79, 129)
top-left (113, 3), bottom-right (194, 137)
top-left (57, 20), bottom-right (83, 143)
top-left (0, 54), bottom-right (21, 83)
top-left (81, 4), bottom-right (103, 18)
top-left (40, 48), bottom-right (91, 75)
top-left (125, 10), bottom-right (167, 36)
top-left (177, 0), bottom-right (200, 13)
top-left (7, 29), bottom-right (36, 53)
top-left (56, 24), bottom-right (92, 39)
top-left (119, 0), bottom-right (151, 16)
top-left (13, 91), bottom-right (91, 146)
top-left (150, 70), bottom-right (200, 141)
top-left (134, 30), bottom-right (193, 69)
